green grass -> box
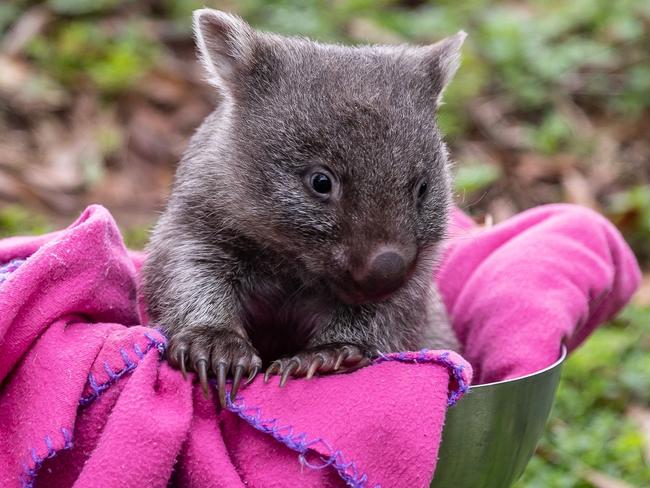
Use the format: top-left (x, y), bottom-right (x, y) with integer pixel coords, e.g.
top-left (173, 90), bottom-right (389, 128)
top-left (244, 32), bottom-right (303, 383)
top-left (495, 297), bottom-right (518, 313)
top-left (0, 206), bottom-right (51, 238)
top-left (516, 305), bottom-right (650, 487)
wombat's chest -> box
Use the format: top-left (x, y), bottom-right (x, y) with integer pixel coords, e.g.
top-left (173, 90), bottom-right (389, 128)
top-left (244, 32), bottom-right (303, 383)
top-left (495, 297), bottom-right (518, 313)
top-left (238, 280), bottom-right (332, 363)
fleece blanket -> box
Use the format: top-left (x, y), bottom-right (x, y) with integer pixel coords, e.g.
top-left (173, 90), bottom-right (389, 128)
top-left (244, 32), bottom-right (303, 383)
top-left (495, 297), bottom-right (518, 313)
top-left (0, 204), bottom-right (640, 488)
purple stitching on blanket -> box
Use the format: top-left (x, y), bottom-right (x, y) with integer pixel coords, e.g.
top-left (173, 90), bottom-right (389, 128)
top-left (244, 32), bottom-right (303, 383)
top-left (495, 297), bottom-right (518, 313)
top-left (19, 427), bottom-right (73, 488)
top-left (16, 342), bottom-right (464, 488)
top-left (19, 331), bottom-right (167, 487)
top-left (79, 332), bottom-right (166, 406)
top-left (375, 349), bottom-right (470, 406)
top-left (225, 348), bottom-right (469, 487)
top-left (0, 258), bottom-right (169, 486)
top-left (227, 395), bottom-right (378, 488)
top-left (0, 258), bottom-right (26, 286)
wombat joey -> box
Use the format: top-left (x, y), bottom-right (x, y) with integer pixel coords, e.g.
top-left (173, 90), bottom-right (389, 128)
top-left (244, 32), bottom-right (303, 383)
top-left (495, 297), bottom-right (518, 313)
top-left (142, 8), bottom-right (464, 407)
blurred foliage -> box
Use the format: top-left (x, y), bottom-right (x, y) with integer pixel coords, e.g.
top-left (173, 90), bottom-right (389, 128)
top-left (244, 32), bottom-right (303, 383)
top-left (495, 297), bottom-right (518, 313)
top-left (516, 305), bottom-right (650, 487)
top-left (454, 162), bottom-right (501, 195)
top-left (0, 205), bottom-right (50, 237)
top-left (609, 185), bottom-right (650, 265)
top-left (2, 0), bottom-right (648, 125)
top-left (26, 19), bottom-right (158, 94)
top-left (121, 224), bottom-right (150, 249)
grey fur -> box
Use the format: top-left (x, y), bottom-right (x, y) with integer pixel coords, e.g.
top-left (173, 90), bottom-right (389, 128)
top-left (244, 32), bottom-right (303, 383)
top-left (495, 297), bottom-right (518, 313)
top-left (142, 9), bottom-right (463, 377)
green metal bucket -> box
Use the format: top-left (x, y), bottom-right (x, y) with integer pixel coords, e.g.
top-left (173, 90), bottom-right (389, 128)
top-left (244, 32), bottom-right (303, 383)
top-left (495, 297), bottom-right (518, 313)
top-left (431, 346), bottom-right (567, 488)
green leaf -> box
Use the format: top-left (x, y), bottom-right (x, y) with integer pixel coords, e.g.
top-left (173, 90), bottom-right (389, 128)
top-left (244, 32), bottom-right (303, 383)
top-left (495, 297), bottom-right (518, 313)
top-left (454, 163), bottom-right (501, 194)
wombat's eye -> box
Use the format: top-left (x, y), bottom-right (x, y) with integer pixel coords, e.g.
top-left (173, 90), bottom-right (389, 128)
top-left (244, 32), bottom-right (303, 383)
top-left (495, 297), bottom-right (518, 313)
top-left (305, 167), bottom-right (338, 200)
top-left (310, 172), bottom-right (332, 194)
top-left (417, 181), bottom-right (428, 200)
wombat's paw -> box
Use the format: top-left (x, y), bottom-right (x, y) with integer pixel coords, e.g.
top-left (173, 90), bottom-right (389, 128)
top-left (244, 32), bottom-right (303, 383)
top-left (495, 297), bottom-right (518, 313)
top-left (166, 327), bottom-right (262, 407)
top-left (263, 344), bottom-right (374, 387)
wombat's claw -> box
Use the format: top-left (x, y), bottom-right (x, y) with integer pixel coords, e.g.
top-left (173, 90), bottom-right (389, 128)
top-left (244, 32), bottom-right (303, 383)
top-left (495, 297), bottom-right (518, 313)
top-left (230, 364), bottom-right (245, 403)
top-left (264, 344), bottom-right (373, 386)
top-left (171, 345), bottom-right (189, 380)
top-left (280, 358), bottom-right (301, 387)
top-left (264, 361), bottom-right (281, 383)
top-left (166, 329), bottom-right (262, 408)
top-left (334, 346), bottom-right (354, 370)
top-left (263, 357), bottom-right (303, 386)
top-left (246, 366), bottom-right (259, 385)
top-left (306, 354), bottom-right (325, 379)
top-left (196, 359), bottom-right (210, 397)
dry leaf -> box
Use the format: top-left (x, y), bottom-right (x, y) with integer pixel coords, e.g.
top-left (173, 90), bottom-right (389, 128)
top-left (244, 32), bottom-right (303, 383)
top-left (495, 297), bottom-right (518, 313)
top-left (628, 404), bottom-right (650, 464)
top-left (0, 55), bottom-right (68, 111)
top-left (1, 5), bottom-right (51, 57)
top-left (582, 468), bottom-right (636, 488)
top-left (468, 99), bottom-right (530, 151)
top-left (633, 275), bottom-right (650, 307)
top-left (562, 167), bottom-right (600, 210)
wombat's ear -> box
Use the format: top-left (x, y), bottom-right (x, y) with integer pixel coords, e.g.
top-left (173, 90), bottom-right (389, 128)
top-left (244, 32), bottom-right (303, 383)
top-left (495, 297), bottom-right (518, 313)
top-left (193, 9), bottom-right (255, 93)
top-left (421, 31), bottom-right (467, 105)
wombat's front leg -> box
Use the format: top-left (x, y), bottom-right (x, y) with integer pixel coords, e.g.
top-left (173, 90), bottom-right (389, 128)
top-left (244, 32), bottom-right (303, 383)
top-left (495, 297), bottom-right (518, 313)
top-left (263, 285), bottom-right (458, 385)
top-left (143, 237), bottom-right (262, 407)
top-left (263, 343), bottom-right (375, 386)
top-left (263, 306), bottom-right (381, 386)
top-left (167, 324), bottom-right (262, 407)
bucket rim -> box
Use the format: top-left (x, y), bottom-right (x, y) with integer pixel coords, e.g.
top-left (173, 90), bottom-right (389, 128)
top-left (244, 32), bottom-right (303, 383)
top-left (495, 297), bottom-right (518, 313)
top-left (469, 344), bottom-right (568, 390)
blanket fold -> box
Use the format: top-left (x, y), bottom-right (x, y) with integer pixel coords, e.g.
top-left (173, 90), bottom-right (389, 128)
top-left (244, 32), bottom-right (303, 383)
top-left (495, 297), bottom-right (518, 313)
top-left (441, 204), bottom-right (641, 383)
top-left (0, 203), bottom-right (640, 488)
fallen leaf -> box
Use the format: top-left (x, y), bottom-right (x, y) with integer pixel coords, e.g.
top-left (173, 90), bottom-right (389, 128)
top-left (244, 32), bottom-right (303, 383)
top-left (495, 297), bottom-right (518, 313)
top-left (628, 404), bottom-right (650, 464)
top-left (633, 275), bottom-right (650, 307)
top-left (0, 55), bottom-right (68, 112)
top-left (562, 167), bottom-right (600, 210)
top-left (468, 99), bottom-right (530, 151)
top-left (1, 5), bottom-right (51, 57)
top-left (582, 468), bottom-right (636, 488)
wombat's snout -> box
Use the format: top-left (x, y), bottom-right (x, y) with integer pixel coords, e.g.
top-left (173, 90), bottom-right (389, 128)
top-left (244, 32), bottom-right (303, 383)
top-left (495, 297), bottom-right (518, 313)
top-left (350, 245), bottom-right (416, 300)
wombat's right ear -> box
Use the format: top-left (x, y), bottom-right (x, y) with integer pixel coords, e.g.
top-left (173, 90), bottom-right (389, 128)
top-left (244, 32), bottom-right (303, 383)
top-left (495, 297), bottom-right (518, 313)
top-left (193, 9), bottom-right (255, 93)
top-left (421, 31), bottom-right (467, 106)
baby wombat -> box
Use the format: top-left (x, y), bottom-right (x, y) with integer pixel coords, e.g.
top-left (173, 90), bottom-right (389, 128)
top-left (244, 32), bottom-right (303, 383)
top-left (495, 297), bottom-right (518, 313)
top-left (142, 8), bottom-right (464, 407)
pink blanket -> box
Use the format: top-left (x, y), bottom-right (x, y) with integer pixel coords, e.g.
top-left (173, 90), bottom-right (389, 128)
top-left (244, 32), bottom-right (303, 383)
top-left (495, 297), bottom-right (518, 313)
top-left (0, 204), bottom-right (640, 488)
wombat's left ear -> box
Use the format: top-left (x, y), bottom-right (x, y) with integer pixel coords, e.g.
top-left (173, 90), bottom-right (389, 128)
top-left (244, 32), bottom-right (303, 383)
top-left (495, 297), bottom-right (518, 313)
top-left (193, 9), bottom-right (255, 95)
top-left (422, 31), bottom-right (467, 105)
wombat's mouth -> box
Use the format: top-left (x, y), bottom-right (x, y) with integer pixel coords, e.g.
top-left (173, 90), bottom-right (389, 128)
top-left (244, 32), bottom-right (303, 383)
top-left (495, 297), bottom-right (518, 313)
top-left (329, 283), bottom-right (374, 305)
top-left (328, 275), bottom-right (410, 305)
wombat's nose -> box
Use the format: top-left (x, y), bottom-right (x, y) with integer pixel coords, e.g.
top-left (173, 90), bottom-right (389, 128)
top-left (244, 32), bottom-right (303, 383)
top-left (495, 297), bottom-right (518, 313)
top-left (352, 246), bottom-right (413, 299)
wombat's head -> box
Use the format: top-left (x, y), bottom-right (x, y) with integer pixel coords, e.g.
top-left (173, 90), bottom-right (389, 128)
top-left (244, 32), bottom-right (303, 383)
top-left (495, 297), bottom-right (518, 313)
top-left (188, 9), bottom-right (465, 304)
